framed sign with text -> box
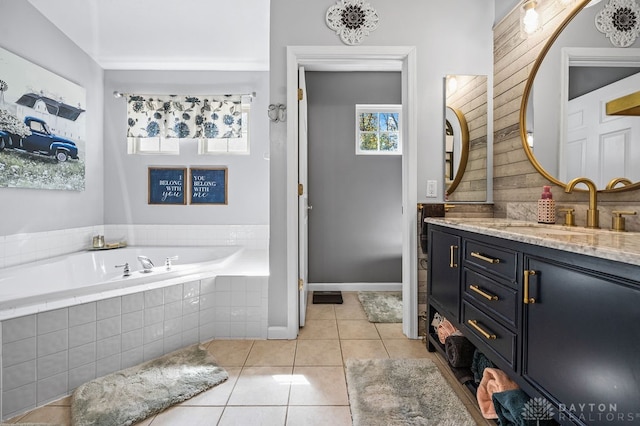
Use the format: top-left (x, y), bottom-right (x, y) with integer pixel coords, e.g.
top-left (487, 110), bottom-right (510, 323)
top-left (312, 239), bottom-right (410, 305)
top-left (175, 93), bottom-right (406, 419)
top-left (148, 167), bottom-right (186, 205)
top-left (190, 167), bottom-right (228, 205)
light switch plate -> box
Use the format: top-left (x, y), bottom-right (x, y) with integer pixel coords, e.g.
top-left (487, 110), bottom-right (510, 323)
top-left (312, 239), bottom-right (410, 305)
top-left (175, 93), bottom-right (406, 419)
top-left (426, 180), bottom-right (437, 198)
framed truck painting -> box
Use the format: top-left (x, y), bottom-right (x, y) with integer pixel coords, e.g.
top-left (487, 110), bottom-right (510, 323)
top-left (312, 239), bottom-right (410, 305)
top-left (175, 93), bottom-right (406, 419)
top-left (148, 167), bottom-right (186, 205)
top-left (0, 46), bottom-right (86, 191)
top-left (190, 167), bottom-right (227, 205)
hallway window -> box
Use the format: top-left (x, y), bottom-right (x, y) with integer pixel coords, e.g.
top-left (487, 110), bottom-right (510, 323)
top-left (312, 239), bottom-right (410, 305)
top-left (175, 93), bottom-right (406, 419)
top-left (355, 104), bottom-right (401, 155)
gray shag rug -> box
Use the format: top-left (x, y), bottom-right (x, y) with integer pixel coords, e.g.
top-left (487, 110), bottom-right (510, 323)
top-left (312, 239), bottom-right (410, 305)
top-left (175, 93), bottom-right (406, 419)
top-left (358, 291), bottom-right (403, 323)
top-left (71, 344), bottom-right (228, 426)
top-left (346, 358), bottom-right (476, 426)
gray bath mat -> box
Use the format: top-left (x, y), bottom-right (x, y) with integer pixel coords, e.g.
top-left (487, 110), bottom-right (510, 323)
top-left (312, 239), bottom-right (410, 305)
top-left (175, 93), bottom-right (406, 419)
top-left (358, 291), bottom-right (402, 323)
top-left (346, 358), bottom-right (475, 425)
top-left (71, 344), bottom-right (228, 426)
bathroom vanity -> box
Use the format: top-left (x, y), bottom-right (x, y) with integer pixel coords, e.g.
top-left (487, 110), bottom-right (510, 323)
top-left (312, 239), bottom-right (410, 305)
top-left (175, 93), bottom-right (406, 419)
top-left (426, 218), bottom-right (640, 425)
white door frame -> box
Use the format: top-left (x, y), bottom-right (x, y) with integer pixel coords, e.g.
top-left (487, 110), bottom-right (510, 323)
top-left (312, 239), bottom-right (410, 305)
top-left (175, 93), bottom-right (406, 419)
top-left (284, 45), bottom-right (418, 339)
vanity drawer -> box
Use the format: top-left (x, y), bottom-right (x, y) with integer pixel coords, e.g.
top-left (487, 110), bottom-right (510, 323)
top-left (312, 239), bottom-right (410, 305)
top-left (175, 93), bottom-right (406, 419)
top-left (462, 301), bottom-right (517, 370)
top-left (463, 269), bottom-right (518, 329)
top-left (464, 240), bottom-right (517, 282)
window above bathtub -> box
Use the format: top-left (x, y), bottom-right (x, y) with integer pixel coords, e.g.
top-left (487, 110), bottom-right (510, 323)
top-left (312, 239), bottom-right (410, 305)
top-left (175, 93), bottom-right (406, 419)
top-left (198, 102), bottom-right (250, 155)
top-left (125, 94), bottom-right (251, 155)
top-left (355, 104), bottom-right (401, 155)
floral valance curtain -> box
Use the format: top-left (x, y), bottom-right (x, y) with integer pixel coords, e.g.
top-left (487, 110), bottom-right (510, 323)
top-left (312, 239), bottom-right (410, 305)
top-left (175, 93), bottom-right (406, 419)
top-left (127, 94), bottom-right (242, 139)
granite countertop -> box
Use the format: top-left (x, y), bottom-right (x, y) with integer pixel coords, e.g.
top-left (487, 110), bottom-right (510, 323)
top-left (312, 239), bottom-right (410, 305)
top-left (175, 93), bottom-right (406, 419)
top-left (425, 217), bottom-right (640, 266)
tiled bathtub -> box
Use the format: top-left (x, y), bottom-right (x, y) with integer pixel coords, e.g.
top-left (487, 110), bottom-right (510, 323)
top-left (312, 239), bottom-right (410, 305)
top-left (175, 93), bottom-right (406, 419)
top-left (0, 250), bottom-right (268, 420)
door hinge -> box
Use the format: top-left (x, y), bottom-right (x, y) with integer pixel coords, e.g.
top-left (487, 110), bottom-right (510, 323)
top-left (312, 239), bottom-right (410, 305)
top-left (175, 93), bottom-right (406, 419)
top-left (298, 88), bottom-right (304, 101)
top-left (298, 183), bottom-right (304, 196)
top-left (298, 278), bottom-right (304, 291)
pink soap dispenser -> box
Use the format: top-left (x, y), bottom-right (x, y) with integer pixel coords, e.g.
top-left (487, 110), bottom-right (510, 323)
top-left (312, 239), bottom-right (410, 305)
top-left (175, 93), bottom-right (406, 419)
top-left (537, 186), bottom-right (556, 224)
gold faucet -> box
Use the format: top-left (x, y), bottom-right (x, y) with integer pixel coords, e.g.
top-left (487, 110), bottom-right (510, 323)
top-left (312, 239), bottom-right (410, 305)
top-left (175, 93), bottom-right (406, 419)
top-left (564, 177), bottom-right (599, 228)
top-left (606, 177), bottom-right (632, 190)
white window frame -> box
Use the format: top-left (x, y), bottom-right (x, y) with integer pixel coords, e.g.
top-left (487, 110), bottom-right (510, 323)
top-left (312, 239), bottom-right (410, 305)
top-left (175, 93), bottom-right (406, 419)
top-left (128, 135), bottom-right (180, 155)
top-left (198, 102), bottom-right (251, 155)
top-left (355, 104), bottom-right (402, 155)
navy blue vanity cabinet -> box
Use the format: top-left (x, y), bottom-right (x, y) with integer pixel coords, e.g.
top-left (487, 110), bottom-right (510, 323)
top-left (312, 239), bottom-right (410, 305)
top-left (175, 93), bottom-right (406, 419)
top-left (426, 222), bottom-right (640, 425)
top-left (427, 228), bottom-right (461, 326)
top-left (522, 252), bottom-right (640, 426)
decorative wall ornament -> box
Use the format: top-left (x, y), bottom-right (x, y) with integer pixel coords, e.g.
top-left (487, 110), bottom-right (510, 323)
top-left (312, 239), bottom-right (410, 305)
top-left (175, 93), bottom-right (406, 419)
top-left (595, 0), bottom-right (640, 47)
top-left (326, 0), bottom-right (379, 45)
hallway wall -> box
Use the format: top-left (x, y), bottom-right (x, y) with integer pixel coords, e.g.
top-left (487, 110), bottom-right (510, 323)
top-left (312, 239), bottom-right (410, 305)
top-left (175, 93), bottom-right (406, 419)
top-left (306, 72), bottom-right (402, 284)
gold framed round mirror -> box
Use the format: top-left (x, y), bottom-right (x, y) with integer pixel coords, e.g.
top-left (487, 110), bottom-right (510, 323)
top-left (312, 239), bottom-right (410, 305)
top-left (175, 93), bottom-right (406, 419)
top-left (519, 0), bottom-right (640, 193)
top-left (445, 106), bottom-right (469, 196)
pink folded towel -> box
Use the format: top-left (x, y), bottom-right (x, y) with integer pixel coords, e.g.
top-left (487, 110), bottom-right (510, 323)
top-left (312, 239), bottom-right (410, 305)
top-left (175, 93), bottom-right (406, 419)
top-left (476, 367), bottom-right (519, 419)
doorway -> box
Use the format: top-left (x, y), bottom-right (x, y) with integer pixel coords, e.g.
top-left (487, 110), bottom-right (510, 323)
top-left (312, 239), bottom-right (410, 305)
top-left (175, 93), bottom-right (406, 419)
top-left (305, 71), bottom-right (403, 288)
top-left (285, 46), bottom-right (418, 339)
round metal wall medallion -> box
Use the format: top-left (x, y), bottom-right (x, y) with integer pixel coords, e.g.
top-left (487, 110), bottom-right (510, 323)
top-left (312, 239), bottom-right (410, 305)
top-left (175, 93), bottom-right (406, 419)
top-left (595, 0), bottom-right (640, 47)
top-left (326, 0), bottom-right (379, 45)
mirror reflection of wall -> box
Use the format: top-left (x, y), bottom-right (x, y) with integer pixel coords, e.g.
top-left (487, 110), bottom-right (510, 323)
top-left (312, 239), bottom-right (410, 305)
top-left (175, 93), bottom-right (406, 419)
top-left (524, 1), bottom-right (640, 191)
top-left (444, 74), bottom-right (488, 202)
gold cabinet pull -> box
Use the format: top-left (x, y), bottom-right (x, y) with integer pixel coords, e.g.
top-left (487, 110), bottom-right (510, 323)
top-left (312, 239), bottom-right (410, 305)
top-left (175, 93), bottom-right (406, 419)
top-left (470, 252), bottom-right (500, 264)
top-left (449, 245), bottom-right (458, 268)
top-left (469, 285), bottom-right (498, 301)
top-left (524, 270), bottom-right (536, 304)
top-left (467, 319), bottom-right (496, 340)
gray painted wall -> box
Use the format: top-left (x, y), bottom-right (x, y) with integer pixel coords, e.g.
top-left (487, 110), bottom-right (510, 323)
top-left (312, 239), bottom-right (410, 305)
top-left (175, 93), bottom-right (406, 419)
top-left (495, 0), bottom-right (519, 25)
top-left (269, 0), bottom-right (494, 327)
top-left (102, 70), bottom-right (269, 225)
top-left (306, 71), bottom-right (401, 283)
top-left (0, 1), bottom-right (104, 236)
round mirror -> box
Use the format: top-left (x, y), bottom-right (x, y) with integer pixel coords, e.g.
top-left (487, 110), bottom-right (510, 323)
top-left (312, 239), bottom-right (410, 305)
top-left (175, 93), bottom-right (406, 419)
top-left (520, 0), bottom-right (640, 192)
top-left (445, 106), bottom-right (469, 196)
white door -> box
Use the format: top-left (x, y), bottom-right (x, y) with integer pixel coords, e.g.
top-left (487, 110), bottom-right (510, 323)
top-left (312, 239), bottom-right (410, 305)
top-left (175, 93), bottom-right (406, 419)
top-left (298, 66), bottom-right (310, 327)
top-left (565, 72), bottom-right (640, 187)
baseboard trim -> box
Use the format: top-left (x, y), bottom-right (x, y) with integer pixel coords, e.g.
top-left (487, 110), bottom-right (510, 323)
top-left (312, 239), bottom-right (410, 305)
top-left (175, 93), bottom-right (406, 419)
top-left (308, 282), bottom-right (402, 292)
top-left (267, 326), bottom-right (291, 340)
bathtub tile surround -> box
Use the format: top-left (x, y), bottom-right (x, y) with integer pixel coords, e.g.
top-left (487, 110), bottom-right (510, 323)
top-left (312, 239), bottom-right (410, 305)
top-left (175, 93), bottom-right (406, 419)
top-left (0, 275), bottom-right (268, 420)
top-left (0, 224), bottom-right (269, 270)
top-left (0, 226), bottom-right (103, 269)
top-left (105, 224), bottom-right (269, 249)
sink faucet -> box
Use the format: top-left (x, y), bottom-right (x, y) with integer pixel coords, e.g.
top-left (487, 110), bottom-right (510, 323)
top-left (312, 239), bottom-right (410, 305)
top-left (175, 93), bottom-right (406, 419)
top-left (606, 177), bottom-right (632, 190)
top-left (137, 255), bottom-right (154, 273)
top-left (564, 177), bottom-right (599, 228)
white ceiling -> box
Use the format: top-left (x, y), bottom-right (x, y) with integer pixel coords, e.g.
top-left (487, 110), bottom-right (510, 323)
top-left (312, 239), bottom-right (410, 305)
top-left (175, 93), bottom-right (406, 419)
top-left (27, 0), bottom-right (270, 71)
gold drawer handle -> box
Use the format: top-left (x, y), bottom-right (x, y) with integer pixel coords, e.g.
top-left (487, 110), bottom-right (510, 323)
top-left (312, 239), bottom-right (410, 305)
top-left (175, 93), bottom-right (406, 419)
top-left (524, 270), bottom-right (536, 304)
top-left (467, 319), bottom-right (497, 340)
top-left (449, 245), bottom-right (458, 268)
top-left (469, 285), bottom-right (498, 301)
top-left (470, 252), bottom-right (500, 264)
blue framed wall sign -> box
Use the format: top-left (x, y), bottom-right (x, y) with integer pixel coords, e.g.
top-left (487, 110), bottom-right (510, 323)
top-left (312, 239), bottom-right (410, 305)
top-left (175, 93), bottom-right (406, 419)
top-left (148, 167), bottom-right (186, 205)
top-left (190, 167), bottom-right (227, 204)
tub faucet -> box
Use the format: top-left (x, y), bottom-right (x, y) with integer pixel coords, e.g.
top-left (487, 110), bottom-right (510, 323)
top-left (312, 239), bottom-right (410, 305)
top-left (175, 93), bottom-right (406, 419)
top-left (115, 263), bottom-right (131, 277)
top-left (165, 256), bottom-right (179, 270)
top-left (137, 256), bottom-right (154, 273)
top-left (565, 177), bottom-right (599, 228)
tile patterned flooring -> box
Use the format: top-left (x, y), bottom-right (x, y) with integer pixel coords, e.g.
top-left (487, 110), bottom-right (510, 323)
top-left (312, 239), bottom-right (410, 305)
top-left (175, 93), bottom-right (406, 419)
top-left (7, 292), bottom-right (492, 425)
